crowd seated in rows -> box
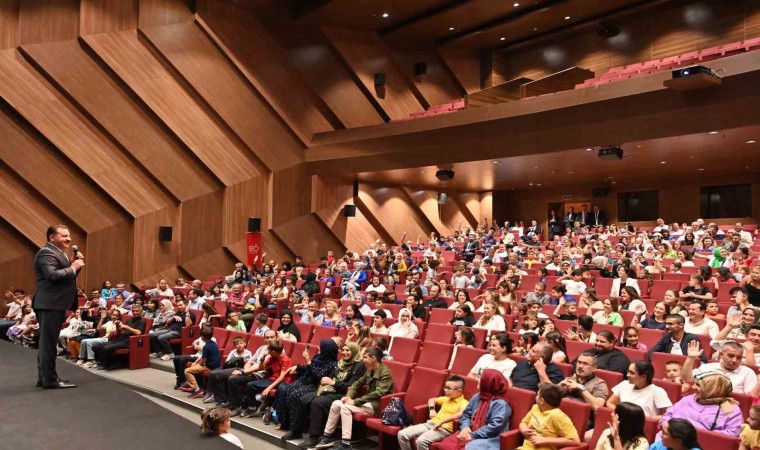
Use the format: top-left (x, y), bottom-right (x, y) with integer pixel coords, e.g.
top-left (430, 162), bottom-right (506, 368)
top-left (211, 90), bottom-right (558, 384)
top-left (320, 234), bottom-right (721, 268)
top-left (4, 215), bottom-right (760, 450)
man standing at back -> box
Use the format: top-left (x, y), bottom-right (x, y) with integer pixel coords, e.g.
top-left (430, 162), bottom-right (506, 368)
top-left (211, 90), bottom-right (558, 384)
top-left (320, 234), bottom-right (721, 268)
top-left (34, 224), bottom-right (83, 389)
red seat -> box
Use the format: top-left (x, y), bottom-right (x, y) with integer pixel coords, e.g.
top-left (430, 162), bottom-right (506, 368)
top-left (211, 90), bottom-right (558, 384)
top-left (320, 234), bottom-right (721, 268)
top-left (221, 331), bottom-right (249, 359)
top-left (417, 342), bottom-right (454, 370)
top-left (385, 360), bottom-right (414, 392)
top-left (471, 327), bottom-right (489, 349)
top-left (651, 352), bottom-right (700, 379)
top-left (290, 342), bottom-right (320, 366)
top-left (294, 323), bottom-right (314, 343)
top-left (663, 273), bottom-right (690, 283)
top-left (424, 323), bottom-right (455, 344)
top-left (180, 325), bottom-right (201, 355)
top-left (653, 378), bottom-right (684, 404)
top-left (732, 391), bottom-right (753, 419)
top-left (500, 395), bottom-right (589, 450)
top-left (650, 280), bottom-right (681, 300)
top-left (246, 334), bottom-right (265, 353)
top-left (566, 340), bottom-right (595, 362)
top-left (113, 317), bottom-right (154, 369)
top-left (212, 328), bottom-right (231, 349)
top-left (595, 369), bottom-right (624, 390)
top-left (389, 337), bottom-right (422, 364)
top-left (366, 367), bottom-right (450, 446)
top-left (594, 278), bottom-right (613, 297)
top-left (310, 325), bottom-right (338, 345)
top-left (429, 308), bottom-right (455, 324)
top-left (450, 346), bottom-right (488, 377)
top-left (696, 428), bottom-right (740, 450)
top-left (281, 339), bottom-right (296, 357)
top-left (618, 347), bottom-right (647, 362)
top-left (637, 328), bottom-right (665, 349)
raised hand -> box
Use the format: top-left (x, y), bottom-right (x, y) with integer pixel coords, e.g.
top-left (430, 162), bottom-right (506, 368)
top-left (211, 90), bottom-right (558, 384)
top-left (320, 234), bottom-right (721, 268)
top-left (686, 340), bottom-right (703, 358)
top-left (727, 311), bottom-right (743, 327)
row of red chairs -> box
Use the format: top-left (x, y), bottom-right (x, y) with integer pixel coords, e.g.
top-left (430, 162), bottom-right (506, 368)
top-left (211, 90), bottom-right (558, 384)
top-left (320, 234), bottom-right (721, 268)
top-left (391, 98), bottom-right (465, 122)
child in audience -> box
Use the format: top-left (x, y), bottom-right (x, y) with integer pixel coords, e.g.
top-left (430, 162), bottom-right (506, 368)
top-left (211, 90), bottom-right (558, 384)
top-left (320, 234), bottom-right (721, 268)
top-left (552, 298), bottom-right (578, 321)
top-left (740, 404), bottom-right (760, 450)
top-left (595, 402), bottom-right (649, 450)
top-left (648, 418), bottom-right (700, 450)
top-left (182, 326), bottom-right (222, 399)
top-left (517, 383), bottom-right (580, 450)
top-left (201, 407), bottom-right (243, 449)
top-left (519, 315), bottom-right (542, 335)
top-left (251, 313), bottom-right (270, 336)
top-left (705, 299), bottom-right (726, 321)
top-left (226, 312), bottom-right (246, 332)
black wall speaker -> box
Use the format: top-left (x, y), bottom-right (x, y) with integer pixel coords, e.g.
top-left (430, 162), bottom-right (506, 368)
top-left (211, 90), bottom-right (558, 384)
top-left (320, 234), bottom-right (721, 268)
top-left (374, 73), bottom-right (386, 87)
top-left (592, 187), bottom-right (610, 197)
top-left (158, 226), bottom-right (173, 242)
top-left (414, 62), bottom-right (427, 76)
top-left (344, 205), bottom-right (357, 217)
top-left (248, 217), bottom-right (261, 232)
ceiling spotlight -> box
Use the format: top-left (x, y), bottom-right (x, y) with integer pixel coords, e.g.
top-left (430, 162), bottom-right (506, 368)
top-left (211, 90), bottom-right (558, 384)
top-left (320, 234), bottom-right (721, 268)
top-left (533, 166), bottom-right (539, 169)
top-left (420, 170), bottom-right (426, 174)
top-left (513, 2), bottom-right (520, 7)
top-left (623, 155), bottom-right (633, 159)
top-left (568, 171), bottom-right (575, 174)
top-left (660, 161), bottom-right (667, 164)
top-left (500, 37), bottom-right (506, 41)
top-left (611, 181), bottom-right (617, 184)
top-left (698, 168), bottom-right (705, 171)
top-left (585, 148), bottom-right (593, 152)
top-left (707, 131), bottom-right (719, 135)
top-left (491, 160), bottom-right (500, 164)
top-left (747, 140), bottom-right (757, 144)
top-left (449, 27), bottom-right (455, 31)
top-left (381, 12), bottom-right (389, 18)
top-left (533, 27), bottom-right (538, 31)
top-left (536, 183), bottom-right (542, 186)
top-left (564, 16), bottom-right (571, 20)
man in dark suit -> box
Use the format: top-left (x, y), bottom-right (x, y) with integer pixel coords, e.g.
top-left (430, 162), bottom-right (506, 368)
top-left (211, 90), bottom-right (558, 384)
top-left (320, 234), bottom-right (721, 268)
top-left (647, 314), bottom-right (707, 363)
top-left (33, 224), bottom-right (83, 389)
top-left (524, 220), bottom-right (542, 240)
top-left (591, 205), bottom-right (607, 226)
top-left (563, 207), bottom-right (576, 232)
top-left (578, 205), bottom-right (589, 227)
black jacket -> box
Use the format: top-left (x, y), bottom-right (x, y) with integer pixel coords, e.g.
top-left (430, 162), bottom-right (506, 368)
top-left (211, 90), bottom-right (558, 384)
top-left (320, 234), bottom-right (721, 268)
top-left (32, 243), bottom-right (79, 311)
top-left (648, 332), bottom-right (707, 363)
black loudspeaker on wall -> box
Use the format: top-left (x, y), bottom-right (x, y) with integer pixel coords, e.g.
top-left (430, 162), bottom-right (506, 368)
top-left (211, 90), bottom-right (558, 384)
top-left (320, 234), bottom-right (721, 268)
top-left (374, 73), bottom-right (386, 87)
top-left (592, 187), bottom-right (610, 197)
top-left (248, 217), bottom-right (261, 232)
top-left (414, 62), bottom-right (427, 76)
top-left (344, 205), bottom-right (357, 217)
top-left (158, 226), bottom-right (173, 242)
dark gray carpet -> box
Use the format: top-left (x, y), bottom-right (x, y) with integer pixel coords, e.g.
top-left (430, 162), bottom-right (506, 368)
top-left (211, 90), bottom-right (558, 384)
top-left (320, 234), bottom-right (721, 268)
top-left (0, 341), bottom-right (238, 450)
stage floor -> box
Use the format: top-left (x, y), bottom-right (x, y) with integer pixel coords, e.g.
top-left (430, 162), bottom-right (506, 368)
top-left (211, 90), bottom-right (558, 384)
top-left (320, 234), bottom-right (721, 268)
top-left (0, 341), bottom-right (240, 450)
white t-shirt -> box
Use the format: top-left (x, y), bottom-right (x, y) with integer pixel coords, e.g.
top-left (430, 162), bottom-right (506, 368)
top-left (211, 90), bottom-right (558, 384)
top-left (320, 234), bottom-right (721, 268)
top-left (470, 354), bottom-right (516, 379)
top-left (366, 284), bottom-right (387, 295)
top-left (561, 280), bottom-right (587, 296)
top-left (684, 317), bottom-right (719, 338)
top-left (693, 362), bottom-right (759, 394)
top-left (611, 381), bottom-right (672, 416)
top-left (472, 315), bottom-right (506, 332)
top-left (220, 433), bottom-right (244, 448)
top-left (370, 308), bottom-right (393, 319)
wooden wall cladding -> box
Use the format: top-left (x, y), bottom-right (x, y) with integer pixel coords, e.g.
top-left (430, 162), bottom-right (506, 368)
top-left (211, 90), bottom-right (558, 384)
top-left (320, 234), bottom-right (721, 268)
top-left (18, 0), bottom-right (79, 45)
top-left (271, 165), bottom-right (313, 227)
top-left (0, 0), bottom-right (20, 49)
top-left (82, 30), bottom-right (265, 185)
top-left (491, 1), bottom-right (760, 83)
top-left (195, 0), bottom-right (338, 141)
top-left (322, 27), bottom-right (426, 120)
top-left (80, 0), bottom-right (138, 35)
top-left (401, 187), bottom-right (449, 236)
top-left (85, 220), bottom-right (134, 289)
top-left (140, 22), bottom-right (305, 172)
top-left (454, 192), bottom-right (481, 227)
top-left (222, 176), bottom-right (270, 246)
top-left (180, 191), bottom-right (224, 262)
top-left (226, 230), bottom-right (295, 269)
top-left (0, 218), bottom-right (35, 293)
top-left (313, 176), bottom-right (392, 252)
top-left (436, 45), bottom-right (482, 94)
top-left (0, 49), bottom-right (173, 217)
top-left (357, 184), bottom-right (434, 247)
top-left (389, 45), bottom-right (465, 106)
top-left (21, 39), bottom-right (220, 201)
top-left (179, 247), bottom-right (237, 281)
top-left (438, 192), bottom-right (479, 234)
top-left (138, 0), bottom-right (193, 29)
top-left (132, 206), bottom-right (177, 282)
top-left (0, 103), bottom-right (128, 233)
top-left (272, 214), bottom-right (346, 263)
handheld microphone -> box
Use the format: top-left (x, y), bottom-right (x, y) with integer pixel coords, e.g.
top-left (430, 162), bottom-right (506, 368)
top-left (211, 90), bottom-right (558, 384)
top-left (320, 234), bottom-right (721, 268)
top-left (72, 245), bottom-right (79, 261)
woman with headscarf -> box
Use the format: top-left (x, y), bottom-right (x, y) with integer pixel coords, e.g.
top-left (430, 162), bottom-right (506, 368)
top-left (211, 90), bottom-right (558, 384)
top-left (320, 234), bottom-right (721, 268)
top-left (659, 371), bottom-right (743, 436)
top-left (150, 299), bottom-right (176, 332)
top-left (388, 308), bottom-right (419, 338)
top-left (273, 339), bottom-right (339, 433)
top-left (711, 306), bottom-right (760, 345)
top-left (288, 342), bottom-right (367, 447)
top-left (276, 310), bottom-right (301, 342)
top-left (437, 369), bottom-right (511, 450)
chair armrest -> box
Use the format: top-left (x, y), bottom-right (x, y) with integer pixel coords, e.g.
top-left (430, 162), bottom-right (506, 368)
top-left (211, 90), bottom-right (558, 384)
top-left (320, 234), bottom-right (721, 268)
top-left (500, 430), bottom-right (523, 450)
top-left (413, 404), bottom-right (430, 424)
top-left (128, 334), bottom-right (150, 369)
top-left (180, 325), bottom-right (200, 355)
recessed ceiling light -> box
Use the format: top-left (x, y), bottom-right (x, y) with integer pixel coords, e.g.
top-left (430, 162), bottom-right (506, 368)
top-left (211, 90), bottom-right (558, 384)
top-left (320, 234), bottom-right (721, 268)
top-left (707, 131), bottom-right (719, 135)
top-left (611, 181), bottom-right (617, 184)
top-left (491, 160), bottom-right (500, 164)
top-left (381, 12), bottom-right (389, 18)
top-left (585, 148), bottom-right (593, 152)
top-left (533, 166), bottom-right (539, 169)
top-left (698, 168), bottom-right (705, 171)
top-left (513, 2), bottom-right (520, 6)
top-left (533, 27), bottom-right (538, 31)
top-left (420, 170), bottom-right (426, 174)
top-left (568, 171), bottom-right (575, 174)
top-left (529, 183), bottom-right (534, 186)
top-left (536, 183), bottom-right (542, 186)
top-left (564, 16), bottom-right (571, 20)
top-left (449, 27), bottom-right (455, 31)
top-left (500, 37), bottom-right (506, 41)
top-left (660, 161), bottom-right (667, 164)
top-left (747, 140), bottom-right (757, 144)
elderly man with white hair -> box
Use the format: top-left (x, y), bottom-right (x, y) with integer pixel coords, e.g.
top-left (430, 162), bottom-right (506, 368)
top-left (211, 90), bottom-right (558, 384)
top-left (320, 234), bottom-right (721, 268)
top-left (341, 261), bottom-right (368, 294)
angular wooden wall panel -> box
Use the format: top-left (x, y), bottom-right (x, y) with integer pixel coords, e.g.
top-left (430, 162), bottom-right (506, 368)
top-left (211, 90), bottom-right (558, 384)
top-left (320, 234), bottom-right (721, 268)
top-left (80, 0), bottom-right (138, 36)
top-left (0, 49), bottom-right (173, 217)
top-left (86, 221), bottom-right (134, 289)
top-left (313, 176), bottom-right (391, 252)
top-left (437, 45), bottom-right (482, 94)
top-left (179, 247), bottom-right (237, 281)
top-left (82, 30), bottom-right (265, 185)
top-left (195, 1), bottom-right (338, 140)
top-left (21, 39), bottom-right (221, 201)
top-left (0, 218), bottom-right (35, 293)
top-left (322, 27), bottom-right (426, 120)
top-left (357, 184), bottom-right (433, 247)
top-left (389, 45), bottom-right (465, 107)
top-left (138, 0), bottom-right (193, 29)
top-left (480, 192), bottom-right (493, 226)
top-left (454, 192), bottom-right (481, 228)
top-left (132, 206), bottom-right (178, 282)
top-left (401, 187), bottom-right (450, 236)
top-left (272, 214), bottom-right (346, 263)
top-left (0, 104), bottom-right (127, 232)
top-left (18, 0), bottom-right (79, 45)
top-left (271, 165), bottom-right (313, 227)
top-left (222, 176), bottom-right (269, 246)
top-left (0, 0), bottom-right (20, 50)
top-left (140, 22), bottom-right (304, 171)
top-left (180, 191), bottom-right (224, 262)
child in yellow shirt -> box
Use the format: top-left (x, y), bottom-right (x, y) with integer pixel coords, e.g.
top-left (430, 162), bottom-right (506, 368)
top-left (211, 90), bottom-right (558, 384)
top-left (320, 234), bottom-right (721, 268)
top-left (518, 383), bottom-right (580, 450)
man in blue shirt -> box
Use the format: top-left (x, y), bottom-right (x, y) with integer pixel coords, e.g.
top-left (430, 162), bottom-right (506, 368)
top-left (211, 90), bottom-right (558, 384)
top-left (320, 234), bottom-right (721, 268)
top-left (182, 326), bottom-right (221, 399)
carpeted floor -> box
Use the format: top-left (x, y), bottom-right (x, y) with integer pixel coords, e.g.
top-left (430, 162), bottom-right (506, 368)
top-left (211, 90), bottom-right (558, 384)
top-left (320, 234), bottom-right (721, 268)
top-left (0, 341), bottom-right (240, 449)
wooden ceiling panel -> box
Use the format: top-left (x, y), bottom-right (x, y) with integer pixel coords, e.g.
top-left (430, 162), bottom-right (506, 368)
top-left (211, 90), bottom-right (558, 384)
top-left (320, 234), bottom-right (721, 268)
top-left (303, 0), bottom-right (450, 30)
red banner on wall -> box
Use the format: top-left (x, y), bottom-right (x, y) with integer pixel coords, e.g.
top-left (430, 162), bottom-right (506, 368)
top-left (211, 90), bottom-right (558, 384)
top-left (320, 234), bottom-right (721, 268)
top-left (246, 232), bottom-right (262, 269)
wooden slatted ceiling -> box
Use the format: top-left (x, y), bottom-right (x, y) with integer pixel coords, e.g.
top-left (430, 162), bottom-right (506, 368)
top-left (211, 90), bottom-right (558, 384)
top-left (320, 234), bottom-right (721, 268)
top-left (79, 0), bottom-right (139, 35)
top-left (323, 27), bottom-right (426, 120)
top-left (138, 0), bottom-right (194, 29)
top-left (0, 217), bottom-right (35, 264)
top-left (0, 104), bottom-right (127, 232)
top-left (0, 217), bottom-right (36, 292)
top-left (21, 40), bottom-right (221, 201)
top-left (194, 3), bottom-right (338, 140)
top-left (82, 30), bottom-right (266, 184)
top-left (140, 22), bottom-right (306, 171)
top-left (0, 49), bottom-right (172, 217)
top-left (0, 0), bottom-right (20, 50)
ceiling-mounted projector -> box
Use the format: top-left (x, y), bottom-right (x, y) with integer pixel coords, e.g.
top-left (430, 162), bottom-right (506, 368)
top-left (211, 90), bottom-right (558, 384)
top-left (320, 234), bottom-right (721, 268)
top-left (598, 146), bottom-right (623, 160)
top-left (436, 169), bottom-right (455, 181)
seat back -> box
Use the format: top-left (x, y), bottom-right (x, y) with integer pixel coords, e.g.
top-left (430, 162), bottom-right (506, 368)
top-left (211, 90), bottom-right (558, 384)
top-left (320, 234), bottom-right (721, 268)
top-left (389, 337), bottom-right (421, 364)
top-left (247, 334), bottom-right (265, 353)
top-left (587, 407), bottom-right (614, 448)
top-left (732, 391), bottom-right (753, 419)
top-left (508, 388), bottom-right (539, 430)
top-left (594, 278), bottom-right (613, 297)
top-left (424, 323), bottom-right (455, 344)
top-left (471, 327), bottom-right (489, 349)
top-left (650, 352), bottom-right (700, 379)
top-left (618, 347), bottom-right (647, 362)
top-left (566, 340), bottom-right (595, 362)
top-left (651, 280), bottom-right (682, 300)
top-left (294, 323), bottom-right (314, 343)
top-left (222, 331), bottom-right (249, 358)
top-left (559, 399), bottom-right (591, 439)
top-left (310, 325), bottom-right (338, 345)
top-left (403, 367), bottom-right (449, 409)
top-left (696, 428), bottom-right (740, 450)
top-left (281, 339), bottom-right (296, 356)
top-left (653, 378), bottom-right (684, 404)
top-left (417, 342), bottom-right (454, 370)
top-left (450, 346), bottom-right (488, 377)
top-left (212, 327), bottom-right (231, 349)
top-left (429, 308), bottom-right (455, 324)
top-left (594, 369), bottom-right (623, 391)
top-left (385, 360), bottom-right (414, 391)
top-left (291, 342), bottom-right (320, 366)
top-left (636, 328), bottom-right (665, 349)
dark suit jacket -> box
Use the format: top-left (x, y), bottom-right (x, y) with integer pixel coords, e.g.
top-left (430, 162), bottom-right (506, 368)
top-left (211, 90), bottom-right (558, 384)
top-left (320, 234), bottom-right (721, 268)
top-left (526, 226), bottom-right (542, 236)
top-left (591, 211), bottom-right (607, 226)
top-left (32, 243), bottom-right (79, 311)
top-left (563, 213), bottom-right (576, 227)
top-left (648, 332), bottom-right (707, 363)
